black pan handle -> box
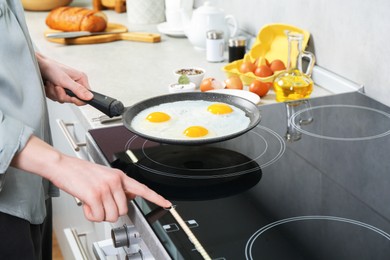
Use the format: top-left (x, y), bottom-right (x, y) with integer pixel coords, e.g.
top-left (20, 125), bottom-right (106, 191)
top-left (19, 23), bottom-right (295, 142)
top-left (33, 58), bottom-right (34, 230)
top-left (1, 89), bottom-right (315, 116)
top-left (65, 89), bottom-right (125, 118)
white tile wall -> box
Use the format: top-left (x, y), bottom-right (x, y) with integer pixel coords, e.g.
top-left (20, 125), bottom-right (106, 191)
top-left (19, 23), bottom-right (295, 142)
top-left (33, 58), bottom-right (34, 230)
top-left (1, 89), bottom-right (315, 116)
top-left (195, 0), bottom-right (390, 106)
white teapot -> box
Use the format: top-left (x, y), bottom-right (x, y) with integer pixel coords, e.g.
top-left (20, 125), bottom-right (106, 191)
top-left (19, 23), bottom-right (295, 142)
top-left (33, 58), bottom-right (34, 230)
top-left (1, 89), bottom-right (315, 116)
top-left (181, 1), bottom-right (238, 50)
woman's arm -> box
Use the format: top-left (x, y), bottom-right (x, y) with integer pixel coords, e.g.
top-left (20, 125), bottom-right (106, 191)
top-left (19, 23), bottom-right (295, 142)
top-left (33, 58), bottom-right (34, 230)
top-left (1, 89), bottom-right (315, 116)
top-left (30, 52), bottom-right (172, 221)
top-left (11, 135), bottom-right (171, 222)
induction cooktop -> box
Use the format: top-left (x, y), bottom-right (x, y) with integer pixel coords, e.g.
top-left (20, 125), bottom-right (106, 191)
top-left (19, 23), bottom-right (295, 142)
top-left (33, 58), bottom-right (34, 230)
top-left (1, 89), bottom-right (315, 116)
top-left (88, 91), bottom-right (390, 259)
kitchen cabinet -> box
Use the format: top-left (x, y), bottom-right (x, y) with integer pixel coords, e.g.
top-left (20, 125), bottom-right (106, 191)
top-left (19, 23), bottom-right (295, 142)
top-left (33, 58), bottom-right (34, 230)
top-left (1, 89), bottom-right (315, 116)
top-left (47, 99), bottom-right (110, 259)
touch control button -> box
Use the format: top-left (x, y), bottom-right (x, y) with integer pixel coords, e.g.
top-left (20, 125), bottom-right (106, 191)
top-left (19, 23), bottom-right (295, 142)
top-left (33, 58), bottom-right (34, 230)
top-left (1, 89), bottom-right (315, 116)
top-left (185, 219), bottom-right (199, 228)
top-left (163, 223), bottom-right (179, 232)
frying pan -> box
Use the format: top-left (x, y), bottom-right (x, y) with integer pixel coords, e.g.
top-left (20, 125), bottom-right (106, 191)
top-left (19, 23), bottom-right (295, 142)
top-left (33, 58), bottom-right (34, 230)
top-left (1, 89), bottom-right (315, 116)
top-left (67, 90), bottom-right (261, 145)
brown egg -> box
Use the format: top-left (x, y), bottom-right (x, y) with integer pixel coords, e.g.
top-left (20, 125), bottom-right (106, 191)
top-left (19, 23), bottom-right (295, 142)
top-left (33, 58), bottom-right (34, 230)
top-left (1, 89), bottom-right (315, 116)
top-left (239, 61), bottom-right (256, 73)
top-left (254, 65), bottom-right (273, 77)
top-left (270, 59), bottom-right (286, 72)
top-left (224, 76), bottom-right (243, 90)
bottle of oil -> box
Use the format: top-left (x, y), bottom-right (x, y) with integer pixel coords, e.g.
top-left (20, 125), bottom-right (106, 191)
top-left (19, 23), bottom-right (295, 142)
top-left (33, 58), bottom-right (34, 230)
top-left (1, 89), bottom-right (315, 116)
top-left (273, 32), bottom-right (315, 102)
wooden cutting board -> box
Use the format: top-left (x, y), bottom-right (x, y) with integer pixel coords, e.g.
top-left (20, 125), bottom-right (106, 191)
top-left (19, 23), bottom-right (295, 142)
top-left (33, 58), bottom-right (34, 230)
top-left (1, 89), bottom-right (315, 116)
top-left (44, 23), bottom-right (161, 44)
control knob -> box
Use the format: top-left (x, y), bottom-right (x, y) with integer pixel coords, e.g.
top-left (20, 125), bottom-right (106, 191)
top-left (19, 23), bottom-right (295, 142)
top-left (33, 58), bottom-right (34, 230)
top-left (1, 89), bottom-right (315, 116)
top-left (126, 250), bottom-right (143, 260)
top-left (111, 224), bottom-right (141, 248)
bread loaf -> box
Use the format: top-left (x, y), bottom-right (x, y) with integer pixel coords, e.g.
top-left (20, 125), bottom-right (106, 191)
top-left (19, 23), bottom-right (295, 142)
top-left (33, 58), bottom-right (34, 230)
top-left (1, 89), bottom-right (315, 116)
top-left (46, 7), bottom-right (108, 32)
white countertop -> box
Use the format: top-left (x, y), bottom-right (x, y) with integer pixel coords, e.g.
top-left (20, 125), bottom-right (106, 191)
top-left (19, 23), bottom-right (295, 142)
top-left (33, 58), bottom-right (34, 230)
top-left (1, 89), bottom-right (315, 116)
top-left (24, 2), bottom-right (332, 129)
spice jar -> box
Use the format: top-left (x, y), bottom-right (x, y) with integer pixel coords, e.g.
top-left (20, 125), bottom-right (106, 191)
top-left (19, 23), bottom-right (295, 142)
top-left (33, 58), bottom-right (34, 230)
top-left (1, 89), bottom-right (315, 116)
top-left (206, 30), bottom-right (225, 63)
top-left (228, 37), bottom-right (246, 62)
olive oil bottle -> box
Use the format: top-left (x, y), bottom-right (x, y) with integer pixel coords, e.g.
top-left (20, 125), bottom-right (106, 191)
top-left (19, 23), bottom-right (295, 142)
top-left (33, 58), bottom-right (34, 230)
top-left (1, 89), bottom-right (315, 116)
top-left (274, 32), bottom-right (315, 102)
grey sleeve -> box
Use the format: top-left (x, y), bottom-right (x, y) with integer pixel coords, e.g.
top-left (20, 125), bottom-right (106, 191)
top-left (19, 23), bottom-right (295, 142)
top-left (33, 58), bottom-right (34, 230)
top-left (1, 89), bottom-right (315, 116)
top-left (0, 1), bottom-right (41, 174)
top-left (0, 110), bottom-right (34, 174)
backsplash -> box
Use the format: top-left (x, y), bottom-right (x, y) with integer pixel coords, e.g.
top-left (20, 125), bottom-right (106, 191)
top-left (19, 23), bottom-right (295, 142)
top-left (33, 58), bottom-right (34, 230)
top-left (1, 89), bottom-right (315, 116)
top-left (195, 0), bottom-right (390, 106)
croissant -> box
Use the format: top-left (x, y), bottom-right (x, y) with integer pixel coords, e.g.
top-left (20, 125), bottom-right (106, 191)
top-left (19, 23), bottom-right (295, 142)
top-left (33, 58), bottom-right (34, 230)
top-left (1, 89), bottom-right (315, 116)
top-left (46, 7), bottom-right (108, 32)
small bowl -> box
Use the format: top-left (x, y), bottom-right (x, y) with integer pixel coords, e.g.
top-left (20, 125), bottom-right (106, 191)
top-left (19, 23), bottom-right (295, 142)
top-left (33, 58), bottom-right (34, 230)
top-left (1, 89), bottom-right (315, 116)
top-left (173, 67), bottom-right (205, 88)
top-left (168, 82), bottom-right (196, 93)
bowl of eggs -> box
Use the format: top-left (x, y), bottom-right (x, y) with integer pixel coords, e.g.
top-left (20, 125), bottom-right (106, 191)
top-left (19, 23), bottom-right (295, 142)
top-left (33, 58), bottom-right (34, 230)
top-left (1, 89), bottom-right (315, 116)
top-left (173, 67), bottom-right (205, 88)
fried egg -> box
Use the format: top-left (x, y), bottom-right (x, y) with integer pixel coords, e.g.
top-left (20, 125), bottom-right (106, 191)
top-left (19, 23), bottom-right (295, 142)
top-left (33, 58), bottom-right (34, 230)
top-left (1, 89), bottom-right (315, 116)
top-left (183, 126), bottom-right (209, 138)
top-left (207, 103), bottom-right (233, 115)
top-left (146, 112), bottom-right (171, 122)
top-left (131, 100), bottom-right (250, 140)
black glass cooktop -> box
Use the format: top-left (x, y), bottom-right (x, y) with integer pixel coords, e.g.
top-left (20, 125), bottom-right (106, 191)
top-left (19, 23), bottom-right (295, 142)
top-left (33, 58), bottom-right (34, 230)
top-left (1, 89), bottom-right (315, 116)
top-left (89, 91), bottom-right (390, 259)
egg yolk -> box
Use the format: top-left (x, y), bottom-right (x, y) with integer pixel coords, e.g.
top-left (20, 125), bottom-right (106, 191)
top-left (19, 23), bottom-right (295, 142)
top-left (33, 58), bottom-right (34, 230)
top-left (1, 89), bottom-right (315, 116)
top-left (207, 103), bottom-right (233, 115)
top-left (183, 126), bottom-right (209, 138)
top-left (146, 112), bottom-right (171, 123)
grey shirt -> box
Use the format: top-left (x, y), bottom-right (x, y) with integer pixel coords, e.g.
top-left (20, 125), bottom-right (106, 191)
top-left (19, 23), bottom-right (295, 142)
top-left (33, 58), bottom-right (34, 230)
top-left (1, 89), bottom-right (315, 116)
top-left (0, 0), bottom-right (58, 224)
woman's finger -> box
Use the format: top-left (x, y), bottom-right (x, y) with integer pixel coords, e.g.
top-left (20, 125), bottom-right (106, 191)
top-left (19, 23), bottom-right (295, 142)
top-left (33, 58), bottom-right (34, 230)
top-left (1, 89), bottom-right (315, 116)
top-left (123, 177), bottom-right (172, 208)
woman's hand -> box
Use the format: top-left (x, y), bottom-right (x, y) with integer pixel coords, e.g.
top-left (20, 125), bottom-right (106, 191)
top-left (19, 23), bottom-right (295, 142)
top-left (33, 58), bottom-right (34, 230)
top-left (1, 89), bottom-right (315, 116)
top-left (11, 136), bottom-right (172, 222)
top-left (35, 52), bottom-right (93, 106)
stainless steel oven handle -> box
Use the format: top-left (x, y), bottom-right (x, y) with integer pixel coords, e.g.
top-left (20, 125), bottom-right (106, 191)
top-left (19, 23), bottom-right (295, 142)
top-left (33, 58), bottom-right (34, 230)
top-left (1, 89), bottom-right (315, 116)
top-left (57, 119), bottom-right (86, 152)
top-left (57, 119), bottom-right (84, 206)
top-left (64, 228), bottom-right (89, 260)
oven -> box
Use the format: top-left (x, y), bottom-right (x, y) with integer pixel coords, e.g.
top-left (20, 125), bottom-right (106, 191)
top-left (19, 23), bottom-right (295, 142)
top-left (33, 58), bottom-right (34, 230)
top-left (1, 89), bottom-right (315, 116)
top-left (87, 90), bottom-right (390, 259)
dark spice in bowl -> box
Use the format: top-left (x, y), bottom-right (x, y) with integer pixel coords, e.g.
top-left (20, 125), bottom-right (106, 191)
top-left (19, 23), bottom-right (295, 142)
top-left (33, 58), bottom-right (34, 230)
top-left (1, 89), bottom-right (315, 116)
top-left (176, 68), bottom-right (204, 75)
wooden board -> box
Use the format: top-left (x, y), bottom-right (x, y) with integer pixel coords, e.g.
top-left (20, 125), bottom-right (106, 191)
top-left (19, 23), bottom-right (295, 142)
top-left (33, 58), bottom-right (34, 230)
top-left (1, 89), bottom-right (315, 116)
top-left (93, 0), bottom-right (126, 13)
top-left (44, 23), bottom-right (161, 44)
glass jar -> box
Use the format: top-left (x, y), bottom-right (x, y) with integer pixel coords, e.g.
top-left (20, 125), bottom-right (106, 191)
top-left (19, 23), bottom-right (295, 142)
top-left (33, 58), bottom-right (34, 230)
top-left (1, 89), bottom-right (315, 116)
top-left (273, 32), bottom-right (316, 102)
top-left (285, 100), bottom-right (314, 142)
top-left (228, 37), bottom-right (246, 62)
top-left (206, 30), bottom-right (225, 62)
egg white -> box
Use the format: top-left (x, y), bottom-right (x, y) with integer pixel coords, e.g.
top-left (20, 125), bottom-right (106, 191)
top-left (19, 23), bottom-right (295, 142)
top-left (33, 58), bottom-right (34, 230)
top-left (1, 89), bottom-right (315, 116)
top-left (131, 100), bottom-right (251, 140)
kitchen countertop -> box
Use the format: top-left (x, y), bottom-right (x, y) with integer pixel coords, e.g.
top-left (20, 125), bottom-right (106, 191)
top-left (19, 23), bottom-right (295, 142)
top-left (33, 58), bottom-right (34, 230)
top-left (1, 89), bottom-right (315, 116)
top-left (24, 1), bottom-right (333, 130)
